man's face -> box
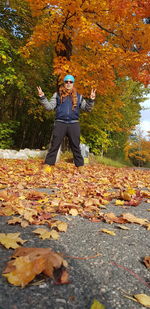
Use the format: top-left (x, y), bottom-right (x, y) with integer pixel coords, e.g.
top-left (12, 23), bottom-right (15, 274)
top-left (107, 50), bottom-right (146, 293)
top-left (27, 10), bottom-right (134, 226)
top-left (64, 80), bottom-right (74, 90)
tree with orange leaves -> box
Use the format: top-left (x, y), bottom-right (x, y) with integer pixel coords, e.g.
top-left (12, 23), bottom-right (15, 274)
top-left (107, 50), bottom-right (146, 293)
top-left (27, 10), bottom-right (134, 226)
top-left (22, 0), bottom-right (150, 96)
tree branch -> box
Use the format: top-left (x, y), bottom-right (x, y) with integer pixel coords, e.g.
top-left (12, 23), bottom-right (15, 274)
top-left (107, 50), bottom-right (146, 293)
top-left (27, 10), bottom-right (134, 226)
top-left (96, 22), bottom-right (117, 36)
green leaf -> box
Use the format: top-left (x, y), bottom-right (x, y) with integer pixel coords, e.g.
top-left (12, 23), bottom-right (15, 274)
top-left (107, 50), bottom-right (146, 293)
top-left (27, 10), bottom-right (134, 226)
top-left (90, 299), bottom-right (106, 309)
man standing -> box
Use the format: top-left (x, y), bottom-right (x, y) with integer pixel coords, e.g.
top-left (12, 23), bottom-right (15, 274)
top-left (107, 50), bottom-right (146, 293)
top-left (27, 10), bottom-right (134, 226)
top-left (37, 75), bottom-right (96, 167)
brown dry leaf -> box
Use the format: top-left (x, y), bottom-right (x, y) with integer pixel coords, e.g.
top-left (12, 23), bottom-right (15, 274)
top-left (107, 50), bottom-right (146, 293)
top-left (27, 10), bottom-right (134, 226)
top-left (0, 190), bottom-right (8, 201)
top-left (0, 206), bottom-right (16, 216)
top-left (141, 190), bottom-right (150, 198)
top-left (33, 228), bottom-right (51, 240)
top-left (84, 199), bottom-right (94, 207)
top-left (0, 233), bottom-right (26, 249)
top-left (100, 229), bottom-right (116, 236)
top-left (21, 208), bottom-right (38, 223)
top-left (133, 294), bottom-right (150, 307)
top-left (122, 213), bottom-right (149, 225)
top-left (120, 190), bottom-right (132, 201)
top-left (3, 255), bottom-right (45, 287)
top-left (69, 208), bottom-right (78, 216)
top-left (103, 212), bottom-right (127, 224)
top-left (116, 225), bottom-right (130, 230)
top-left (3, 247), bottom-right (69, 287)
top-left (26, 190), bottom-right (46, 200)
top-left (7, 217), bottom-right (29, 228)
top-left (143, 256), bottom-right (150, 269)
top-left (1, 160), bottom-right (150, 233)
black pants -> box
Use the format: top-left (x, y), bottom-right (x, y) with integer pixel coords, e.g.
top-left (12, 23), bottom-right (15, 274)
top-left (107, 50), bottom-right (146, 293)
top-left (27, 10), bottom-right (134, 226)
top-left (45, 121), bottom-right (84, 167)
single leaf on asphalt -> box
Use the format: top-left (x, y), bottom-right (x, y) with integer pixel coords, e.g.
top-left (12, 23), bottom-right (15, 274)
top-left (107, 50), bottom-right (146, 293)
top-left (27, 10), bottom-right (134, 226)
top-left (69, 208), bottom-right (78, 216)
top-left (57, 222), bottom-right (68, 232)
top-left (8, 217), bottom-right (29, 228)
top-left (50, 229), bottom-right (59, 240)
top-left (133, 294), bottom-right (150, 307)
top-left (100, 229), bottom-right (116, 236)
top-left (3, 255), bottom-right (45, 287)
top-left (33, 228), bottom-right (51, 240)
top-left (116, 225), bottom-right (130, 230)
top-left (143, 256), bottom-right (150, 269)
top-left (0, 233), bottom-right (26, 249)
top-left (122, 213), bottom-right (149, 225)
top-left (3, 247), bottom-right (69, 287)
top-left (90, 299), bottom-right (106, 308)
top-left (51, 220), bottom-right (68, 232)
top-left (103, 212), bottom-right (126, 224)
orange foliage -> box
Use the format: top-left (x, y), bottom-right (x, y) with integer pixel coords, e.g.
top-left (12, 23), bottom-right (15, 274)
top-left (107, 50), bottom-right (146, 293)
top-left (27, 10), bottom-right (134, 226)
top-left (125, 139), bottom-right (150, 164)
top-left (22, 0), bottom-right (150, 95)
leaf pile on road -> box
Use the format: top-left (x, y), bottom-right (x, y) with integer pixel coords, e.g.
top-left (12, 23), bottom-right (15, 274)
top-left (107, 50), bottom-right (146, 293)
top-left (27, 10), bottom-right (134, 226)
top-left (0, 159), bottom-right (150, 292)
top-left (0, 159), bottom-right (150, 230)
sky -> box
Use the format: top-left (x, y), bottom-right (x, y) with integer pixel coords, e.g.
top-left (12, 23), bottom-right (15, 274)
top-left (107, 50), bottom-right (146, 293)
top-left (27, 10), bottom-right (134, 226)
top-left (139, 94), bottom-right (150, 138)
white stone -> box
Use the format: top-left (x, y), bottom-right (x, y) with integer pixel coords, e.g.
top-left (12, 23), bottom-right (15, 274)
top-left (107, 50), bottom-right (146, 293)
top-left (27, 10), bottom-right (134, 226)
top-left (0, 148), bottom-right (48, 160)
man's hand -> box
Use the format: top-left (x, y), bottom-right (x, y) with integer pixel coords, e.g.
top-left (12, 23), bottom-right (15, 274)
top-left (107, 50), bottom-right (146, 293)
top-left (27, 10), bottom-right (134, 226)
top-left (37, 86), bottom-right (44, 97)
top-left (90, 88), bottom-right (96, 100)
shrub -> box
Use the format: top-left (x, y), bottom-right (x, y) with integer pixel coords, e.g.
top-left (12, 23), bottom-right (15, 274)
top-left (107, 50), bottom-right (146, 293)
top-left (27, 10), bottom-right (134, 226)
top-left (0, 121), bottom-right (19, 149)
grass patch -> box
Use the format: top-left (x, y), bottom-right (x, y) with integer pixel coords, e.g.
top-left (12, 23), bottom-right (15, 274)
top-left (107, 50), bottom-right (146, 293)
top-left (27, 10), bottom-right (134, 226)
top-left (89, 154), bottom-right (131, 168)
top-left (60, 151), bottom-right (132, 168)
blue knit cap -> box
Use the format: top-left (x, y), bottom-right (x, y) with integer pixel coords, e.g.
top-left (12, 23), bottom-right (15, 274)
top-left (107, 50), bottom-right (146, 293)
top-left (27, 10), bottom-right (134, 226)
top-left (64, 75), bottom-right (75, 83)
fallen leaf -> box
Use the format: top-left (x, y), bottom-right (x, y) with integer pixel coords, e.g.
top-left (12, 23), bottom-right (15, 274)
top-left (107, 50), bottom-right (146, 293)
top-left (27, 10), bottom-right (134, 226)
top-left (57, 222), bottom-right (68, 232)
top-left (7, 217), bottom-right (29, 228)
top-left (43, 165), bottom-right (52, 173)
top-left (116, 225), bottom-right (130, 230)
top-left (115, 200), bottom-right (125, 206)
top-left (33, 228), bottom-right (51, 240)
top-left (90, 299), bottom-right (106, 309)
top-left (143, 256), bottom-right (150, 269)
top-left (3, 247), bottom-right (69, 287)
top-left (100, 229), bottom-right (116, 236)
top-left (3, 255), bottom-right (45, 287)
top-left (0, 233), bottom-right (26, 249)
top-left (120, 190), bottom-right (132, 201)
top-left (146, 224), bottom-right (150, 230)
top-left (26, 190), bottom-right (46, 200)
top-left (133, 294), bottom-right (150, 307)
top-left (50, 229), bottom-right (59, 240)
top-left (69, 209), bottom-right (78, 216)
top-left (122, 213), bottom-right (149, 225)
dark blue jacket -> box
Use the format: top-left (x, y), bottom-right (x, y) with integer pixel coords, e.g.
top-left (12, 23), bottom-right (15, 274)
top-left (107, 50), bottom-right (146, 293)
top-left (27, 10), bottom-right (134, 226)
top-left (40, 92), bottom-right (94, 122)
top-left (55, 93), bottom-right (81, 121)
